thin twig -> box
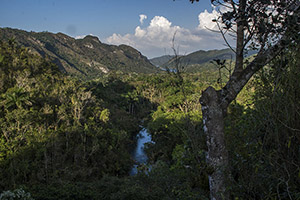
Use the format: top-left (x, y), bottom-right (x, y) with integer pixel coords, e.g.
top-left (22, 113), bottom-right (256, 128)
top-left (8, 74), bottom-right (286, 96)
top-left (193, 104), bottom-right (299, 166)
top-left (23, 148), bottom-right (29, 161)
top-left (216, 20), bottom-right (236, 53)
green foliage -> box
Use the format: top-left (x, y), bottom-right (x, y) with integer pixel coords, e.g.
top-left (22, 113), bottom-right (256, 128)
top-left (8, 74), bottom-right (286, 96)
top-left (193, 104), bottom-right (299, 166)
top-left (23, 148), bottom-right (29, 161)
top-left (0, 188), bottom-right (34, 200)
top-left (140, 44), bottom-right (300, 199)
top-left (99, 109), bottom-right (110, 123)
top-left (1, 34), bottom-right (299, 199)
top-left (0, 41), bottom-right (152, 195)
top-left (26, 173), bottom-right (207, 200)
top-left (0, 28), bottom-right (159, 80)
top-left (133, 72), bottom-right (211, 198)
top-left (160, 48), bottom-right (236, 73)
top-left (225, 45), bottom-right (300, 199)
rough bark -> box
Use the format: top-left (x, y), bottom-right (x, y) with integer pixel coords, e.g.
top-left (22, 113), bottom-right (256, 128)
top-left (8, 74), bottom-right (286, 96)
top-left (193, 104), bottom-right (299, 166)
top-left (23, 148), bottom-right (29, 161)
top-left (200, 34), bottom-right (294, 200)
top-left (233, 0), bottom-right (246, 77)
top-left (199, 2), bottom-right (300, 199)
top-left (200, 87), bottom-right (229, 200)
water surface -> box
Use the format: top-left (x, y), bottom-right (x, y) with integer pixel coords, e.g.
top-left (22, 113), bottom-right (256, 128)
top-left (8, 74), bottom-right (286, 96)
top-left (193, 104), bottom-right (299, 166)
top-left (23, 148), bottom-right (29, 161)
top-left (130, 128), bottom-right (152, 175)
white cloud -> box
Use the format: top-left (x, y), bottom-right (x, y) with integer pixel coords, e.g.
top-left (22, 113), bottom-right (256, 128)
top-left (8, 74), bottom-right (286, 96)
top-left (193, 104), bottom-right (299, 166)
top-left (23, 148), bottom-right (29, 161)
top-left (139, 14), bottom-right (147, 25)
top-left (198, 9), bottom-right (220, 30)
top-left (106, 7), bottom-right (233, 58)
top-left (75, 35), bottom-right (86, 39)
top-left (135, 26), bottom-right (146, 38)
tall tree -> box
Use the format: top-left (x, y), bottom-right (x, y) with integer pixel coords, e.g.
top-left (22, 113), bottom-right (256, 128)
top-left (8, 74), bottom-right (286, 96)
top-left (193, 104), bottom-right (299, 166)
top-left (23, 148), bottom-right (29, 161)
top-left (190, 0), bottom-right (300, 199)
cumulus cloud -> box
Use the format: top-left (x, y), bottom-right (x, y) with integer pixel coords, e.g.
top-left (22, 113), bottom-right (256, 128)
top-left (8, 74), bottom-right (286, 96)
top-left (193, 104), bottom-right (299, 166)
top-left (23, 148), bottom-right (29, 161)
top-left (106, 7), bottom-right (233, 58)
top-left (139, 14), bottom-right (147, 25)
top-left (107, 16), bottom-right (193, 54)
top-left (198, 9), bottom-right (220, 30)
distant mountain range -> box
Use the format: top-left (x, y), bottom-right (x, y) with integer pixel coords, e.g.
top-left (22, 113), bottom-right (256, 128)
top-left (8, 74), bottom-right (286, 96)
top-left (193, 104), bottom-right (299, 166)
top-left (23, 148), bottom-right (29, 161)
top-left (1, 27), bottom-right (256, 76)
top-left (150, 48), bottom-right (256, 73)
top-left (173, 48), bottom-right (235, 65)
top-left (153, 49), bottom-right (235, 72)
top-left (0, 28), bottom-right (159, 78)
top-left (149, 55), bottom-right (174, 67)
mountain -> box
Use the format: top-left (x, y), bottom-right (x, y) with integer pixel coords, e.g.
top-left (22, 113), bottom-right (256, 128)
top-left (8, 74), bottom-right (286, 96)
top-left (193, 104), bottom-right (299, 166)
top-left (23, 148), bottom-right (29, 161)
top-left (0, 28), bottom-right (159, 78)
top-left (161, 48), bottom-right (235, 71)
top-left (158, 48), bottom-right (258, 73)
top-left (180, 48), bottom-right (235, 65)
top-left (149, 55), bottom-right (174, 67)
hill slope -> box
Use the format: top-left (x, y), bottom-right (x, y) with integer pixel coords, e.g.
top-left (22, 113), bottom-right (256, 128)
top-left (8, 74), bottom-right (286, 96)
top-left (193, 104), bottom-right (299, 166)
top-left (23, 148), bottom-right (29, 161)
top-left (161, 48), bottom-right (235, 72)
top-left (149, 55), bottom-right (174, 67)
top-left (0, 28), bottom-right (159, 78)
top-left (155, 48), bottom-right (257, 73)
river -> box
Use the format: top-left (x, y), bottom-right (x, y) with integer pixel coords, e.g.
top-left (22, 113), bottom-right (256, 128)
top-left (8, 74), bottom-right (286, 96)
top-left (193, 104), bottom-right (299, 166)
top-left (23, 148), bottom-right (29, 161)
top-left (130, 128), bottom-right (153, 175)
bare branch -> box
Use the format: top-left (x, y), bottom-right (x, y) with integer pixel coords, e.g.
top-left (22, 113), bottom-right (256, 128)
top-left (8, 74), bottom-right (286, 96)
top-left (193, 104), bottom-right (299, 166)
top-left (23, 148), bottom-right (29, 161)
top-left (216, 21), bottom-right (236, 53)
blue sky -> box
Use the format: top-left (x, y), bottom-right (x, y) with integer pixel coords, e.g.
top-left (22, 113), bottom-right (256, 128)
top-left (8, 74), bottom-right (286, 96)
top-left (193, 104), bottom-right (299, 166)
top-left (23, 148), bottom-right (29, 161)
top-left (0, 0), bottom-right (229, 58)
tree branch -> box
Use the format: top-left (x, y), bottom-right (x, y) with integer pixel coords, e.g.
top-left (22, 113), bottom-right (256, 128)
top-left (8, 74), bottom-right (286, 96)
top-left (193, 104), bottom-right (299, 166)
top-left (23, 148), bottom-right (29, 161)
top-left (219, 24), bottom-right (297, 111)
top-left (216, 21), bottom-right (236, 53)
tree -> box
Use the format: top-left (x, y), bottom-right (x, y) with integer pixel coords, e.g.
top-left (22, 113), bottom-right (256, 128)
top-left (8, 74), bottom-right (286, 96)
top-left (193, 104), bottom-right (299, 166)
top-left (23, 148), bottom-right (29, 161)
top-left (190, 0), bottom-right (300, 199)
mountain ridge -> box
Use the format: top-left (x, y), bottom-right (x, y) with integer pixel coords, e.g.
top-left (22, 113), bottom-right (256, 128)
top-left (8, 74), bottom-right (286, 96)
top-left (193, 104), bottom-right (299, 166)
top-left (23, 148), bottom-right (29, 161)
top-left (149, 55), bottom-right (175, 67)
top-left (151, 48), bottom-right (257, 73)
top-left (160, 48), bottom-right (235, 71)
top-left (0, 27), bottom-right (159, 78)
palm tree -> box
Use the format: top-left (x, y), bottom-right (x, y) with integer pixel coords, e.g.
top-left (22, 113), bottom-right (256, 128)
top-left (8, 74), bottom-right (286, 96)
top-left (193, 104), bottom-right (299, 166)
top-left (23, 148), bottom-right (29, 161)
top-left (0, 87), bottom-right (32, 111)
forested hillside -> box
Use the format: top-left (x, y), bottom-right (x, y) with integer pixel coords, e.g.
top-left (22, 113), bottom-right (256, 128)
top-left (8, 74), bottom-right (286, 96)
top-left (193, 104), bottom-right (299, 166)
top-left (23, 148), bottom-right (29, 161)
top-left (161, 49), bottom-right (234, 68)
top-left (0, 28), bottom-right (159, 79)
top-left (0, 38), bottom-right (299, 199)
top-left (0, 40), bottom-right (153, 199)
top-left (1, 0), bottom-right (300, 198)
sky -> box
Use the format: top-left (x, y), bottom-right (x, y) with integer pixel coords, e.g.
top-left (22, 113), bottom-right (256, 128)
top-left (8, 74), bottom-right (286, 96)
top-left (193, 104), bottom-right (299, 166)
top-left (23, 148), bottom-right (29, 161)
top-left (0, 0), bottom-right (232, 58)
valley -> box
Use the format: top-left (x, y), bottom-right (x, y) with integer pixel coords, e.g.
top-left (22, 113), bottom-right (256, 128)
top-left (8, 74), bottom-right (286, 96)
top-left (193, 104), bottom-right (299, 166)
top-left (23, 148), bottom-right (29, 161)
top-left (0, 22), bottom-right (299, 200)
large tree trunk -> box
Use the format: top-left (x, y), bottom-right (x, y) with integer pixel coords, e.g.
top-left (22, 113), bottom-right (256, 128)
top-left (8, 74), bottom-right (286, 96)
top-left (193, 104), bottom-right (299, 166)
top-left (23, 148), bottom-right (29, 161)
top-left (197, 1), bottom-right (300, 199)
top-left (200, 86), bottom-right (229, 200)
top-left (199, 28), bottom-right (297, 200)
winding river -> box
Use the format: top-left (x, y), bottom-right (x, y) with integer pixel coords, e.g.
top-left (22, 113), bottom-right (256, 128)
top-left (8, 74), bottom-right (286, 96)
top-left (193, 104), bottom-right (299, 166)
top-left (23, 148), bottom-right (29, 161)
top-left (130, 128), bottom-right (153, 175)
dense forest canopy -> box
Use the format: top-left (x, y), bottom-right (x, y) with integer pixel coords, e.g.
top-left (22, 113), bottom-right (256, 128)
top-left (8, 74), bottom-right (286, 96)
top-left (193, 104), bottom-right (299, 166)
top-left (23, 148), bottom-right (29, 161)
top-left (0, 0), bottom-right (300, 199)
